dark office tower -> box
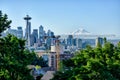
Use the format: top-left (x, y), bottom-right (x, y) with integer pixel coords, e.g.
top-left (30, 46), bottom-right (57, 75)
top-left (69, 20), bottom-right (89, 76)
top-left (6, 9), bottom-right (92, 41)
top-left (24, 15), bottom-right (32, 46)
top-left (32, 29), bottom-right (38, 43)
top-left (73, 38), bottom-right (77, 46)
top-left (17, 26), bottom-right (23, 39)
top-left (39, 25), bottom-right (45, 40)
top-left (77, 39), bottom-right (82, 49)
top-left (67, 35), bottom-right (73, 46)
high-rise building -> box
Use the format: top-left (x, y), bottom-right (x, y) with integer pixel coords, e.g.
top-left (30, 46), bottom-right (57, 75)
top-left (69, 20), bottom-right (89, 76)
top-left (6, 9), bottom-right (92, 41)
top-left (67, 35), bottom-right (73, 46)
top-left (47, 30), bottom-right (54, 37)
top-left (39, 25), bottom-right (45, 40)
top-left (73, 38), bottom-right (77, 46)
top-left (77, 38), bottom-right (82, 49)
top-left (46, 38), bottom-right (51, 49)
top-left (95, 37), bottom-right (104, 47)
top-left (6, 28), bottom-right (17, 36)
top-left (5, 27), bottom-right (23, 39)
top-left (32, 29), bottom-right (38, 43)
top-left (17, 26), bottom-right (23, 39)
top-left (39, 25), bottom-right (46, 45)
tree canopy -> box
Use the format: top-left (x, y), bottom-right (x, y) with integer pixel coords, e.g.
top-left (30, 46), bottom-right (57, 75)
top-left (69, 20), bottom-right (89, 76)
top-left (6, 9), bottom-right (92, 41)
top-left (52, 41), bottom-right (120, 80)
top-left (0, 11), bottom-right (35, 80)
top-left (0, 11), bottom-right (11, 35)
top-left (31, 56), bottom-right (48, 67)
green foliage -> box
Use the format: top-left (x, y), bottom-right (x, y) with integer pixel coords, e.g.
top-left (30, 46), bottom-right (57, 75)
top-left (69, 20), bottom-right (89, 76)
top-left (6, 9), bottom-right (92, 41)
top-left (52, 41), bottom-right (120, 80)
top-left (104, 37), bottom-right (107, 43)
top-left (0, 35), bottom-right (35, 80)
top-left (0, 11), bottom-right (35, 80)
top-left (0, 11), bottom-right (11, 35)
top-left (31, 56), bottom-right (48, 67)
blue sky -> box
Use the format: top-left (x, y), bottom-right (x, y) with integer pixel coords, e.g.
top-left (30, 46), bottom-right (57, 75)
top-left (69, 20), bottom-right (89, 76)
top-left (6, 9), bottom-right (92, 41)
top-left (0, 0), bottom-right (120, 35)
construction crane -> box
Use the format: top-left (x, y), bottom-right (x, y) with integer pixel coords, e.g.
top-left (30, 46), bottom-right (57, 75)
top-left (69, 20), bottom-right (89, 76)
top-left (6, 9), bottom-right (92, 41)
top-left (44, 35), bottom-right (60, 70)
top-left (55, 36), bottom-right (60, 71)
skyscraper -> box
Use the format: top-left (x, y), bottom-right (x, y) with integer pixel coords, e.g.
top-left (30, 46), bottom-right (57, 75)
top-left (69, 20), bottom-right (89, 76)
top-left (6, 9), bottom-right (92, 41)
top-left (73, 38), bottom-right (77, 46)
top-left (96, 37), bottom-right (103, 47)
top-left (32, 29), bottom-right (38, 43)
top-left (47, 30), bottom-right (54, 37)
top-left (17, 26), bottom-right (23, 39)
top-left (39, 25), bottom-right (45, 41)
top-left (67, 35), bottom-right (73, 46)
top-left (77, 38), bottom-right (82, 49)
top-left (6, 27), bottom-right (17, 36)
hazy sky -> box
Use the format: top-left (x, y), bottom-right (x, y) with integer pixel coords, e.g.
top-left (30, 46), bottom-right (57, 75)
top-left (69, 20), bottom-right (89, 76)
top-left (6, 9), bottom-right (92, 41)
top-left (0, 0), bottom-right (120, 35)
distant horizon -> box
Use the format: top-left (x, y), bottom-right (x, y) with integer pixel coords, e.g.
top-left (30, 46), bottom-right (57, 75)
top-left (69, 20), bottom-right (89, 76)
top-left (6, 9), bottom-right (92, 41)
top-left (8, 26), bottom-right (120, 36)
top-left (0, 0), bottom-right (120, 35)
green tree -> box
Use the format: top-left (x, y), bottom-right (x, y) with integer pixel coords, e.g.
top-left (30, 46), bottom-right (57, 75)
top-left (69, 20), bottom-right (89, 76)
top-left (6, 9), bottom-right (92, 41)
top-left (0, 11), bottom-right (11, 35)
top-left (0, 11), bottom-right (35, 80)
top-left (52, 41), bottom-right (120, 80)
top-left (31, 56), bottom-right (48, 67)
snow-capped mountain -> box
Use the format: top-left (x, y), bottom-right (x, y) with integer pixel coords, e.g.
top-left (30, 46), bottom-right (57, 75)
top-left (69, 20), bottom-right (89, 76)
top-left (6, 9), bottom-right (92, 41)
top-left (60, 28), bottom-right (119, 39)
top-left (72, 28), bottom-right (91, 35)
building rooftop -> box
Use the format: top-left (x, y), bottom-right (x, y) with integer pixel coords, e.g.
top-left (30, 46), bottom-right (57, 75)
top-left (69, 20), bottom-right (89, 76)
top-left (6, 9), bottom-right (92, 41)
top-left (41, 71), bottom-right (55, 80)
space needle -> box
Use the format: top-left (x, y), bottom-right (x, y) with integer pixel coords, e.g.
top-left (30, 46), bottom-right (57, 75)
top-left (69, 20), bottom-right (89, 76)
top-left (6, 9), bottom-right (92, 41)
top-left (24, 15), bottom-right (32, 46)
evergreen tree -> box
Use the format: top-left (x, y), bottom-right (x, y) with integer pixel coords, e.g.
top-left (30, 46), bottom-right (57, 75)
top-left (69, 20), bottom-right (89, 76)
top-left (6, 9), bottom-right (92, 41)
top-left (31, 56), bottom-right (48, 67)
top-left (0, 11), bottom-right (11, 35)
top-left (0, 11), bottom-right (35, 80)
top-left (52, 41), bottom-right (120, 80)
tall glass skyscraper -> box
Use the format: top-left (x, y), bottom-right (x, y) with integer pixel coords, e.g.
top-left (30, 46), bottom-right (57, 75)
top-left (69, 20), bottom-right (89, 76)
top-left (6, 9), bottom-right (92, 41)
top-left (39, 25), bottom-right (45, 41)
top-left (67, 35), bottom-right (73, 46)
top-left (39, 25), bottom-right (44, 37)
top-left (17, 26), bottom-right (23, 39)
top-left (32, 29), bottom-right (38, 43)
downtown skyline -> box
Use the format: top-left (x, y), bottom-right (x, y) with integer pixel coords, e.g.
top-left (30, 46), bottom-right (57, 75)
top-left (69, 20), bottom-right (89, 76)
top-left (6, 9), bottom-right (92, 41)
top-left (0, 0), bottom-right (120, 35)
